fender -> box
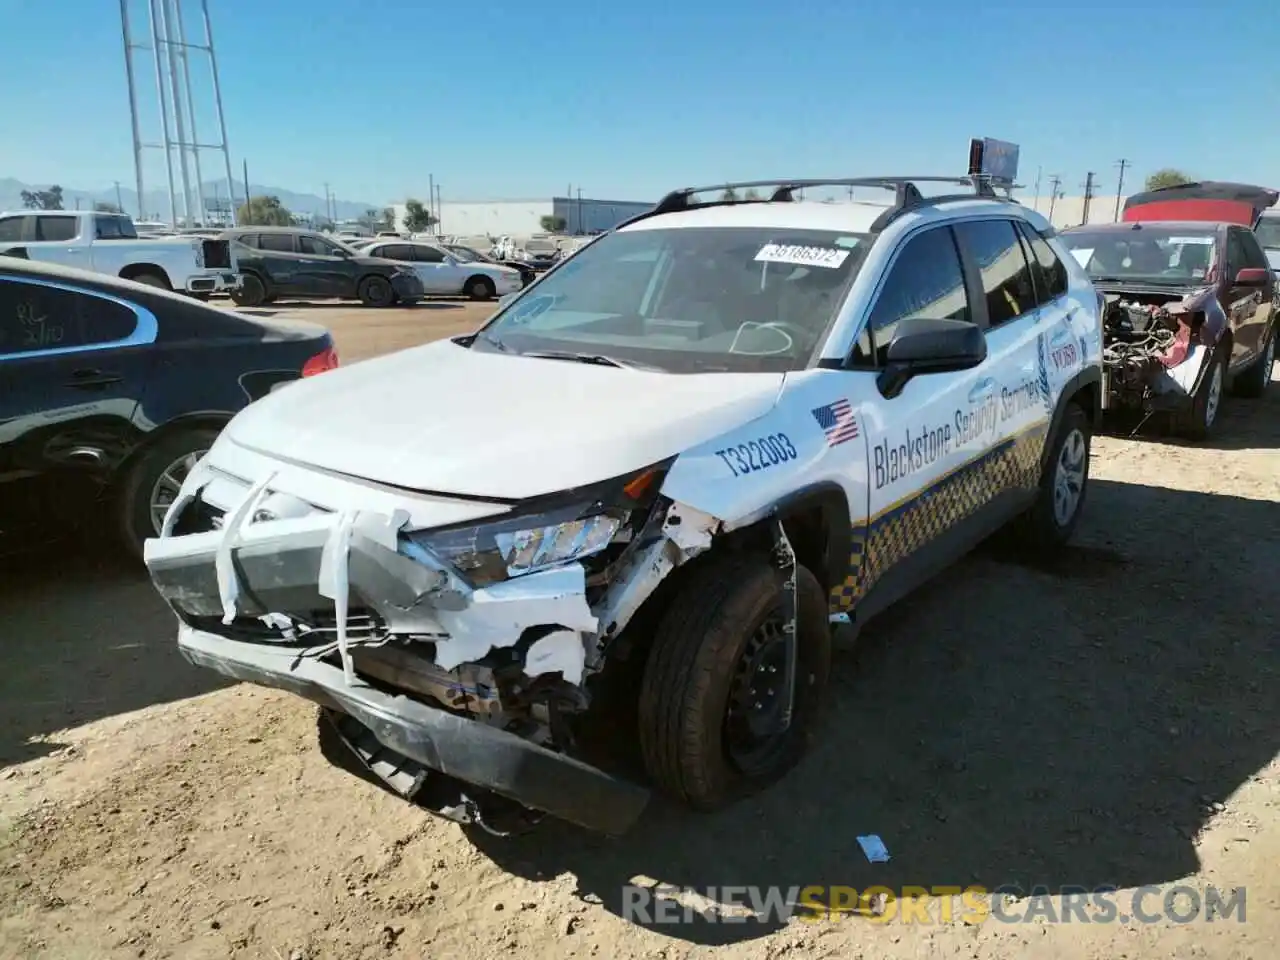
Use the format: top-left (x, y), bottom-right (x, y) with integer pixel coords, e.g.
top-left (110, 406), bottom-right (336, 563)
top-left (737, 480), bottom-right (854, 594)
top-left (1041, 366), bottom-right (1101, 474)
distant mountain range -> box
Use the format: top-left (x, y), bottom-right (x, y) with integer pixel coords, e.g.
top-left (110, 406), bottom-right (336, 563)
top-left (0, 177), bottom-right (380, 222)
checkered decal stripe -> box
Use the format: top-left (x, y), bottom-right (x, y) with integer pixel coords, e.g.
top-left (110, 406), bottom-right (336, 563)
top-left (828, 426), bottom-right (1048, 612)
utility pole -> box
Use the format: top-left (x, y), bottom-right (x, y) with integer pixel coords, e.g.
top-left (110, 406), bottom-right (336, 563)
top-left (115, 181), bottom-right (124, 211)
top-left (1081, 171), bottom-right (1097, 225)
top-left (576, 187), bottom-right (583, 234)
top-left (428, 173), bottom-right (435, 231)
top-left (323, 182), bottom-right (331, 223)
top-left (118, 0), bottom-right (146, 219)
top-left (1113, 158), bottom-right (1129, 221)
top-left (434, 184), bottom-right (442, 234)
top-left (1047, 174), bottom-right (1062, 223)
top-left (242, 158), bottom-right (251, 223)
top-left (1033, 165), bottom-right (1043, 211)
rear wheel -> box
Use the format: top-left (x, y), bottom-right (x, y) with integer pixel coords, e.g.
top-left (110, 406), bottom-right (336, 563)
top-left (465, 275), bottom-right (496, 301)
top-left (1233, 325), bottom-right (1275, 399)
top-left (358, 275), bottom-right (395, 307)
top-left (637, 552), bottom-right (831, 810)
top-left (230, 273), bottom-right (266, 307)
top-left (131, 270), bottom-right (170, 290)
top-left (117, 428), bottom-right (220, 560)
top-left (187, 291), bottom-right (212, 302)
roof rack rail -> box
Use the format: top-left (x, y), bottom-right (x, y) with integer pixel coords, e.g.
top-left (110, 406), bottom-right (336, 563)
top-left (613, 175), bottom-right (1018, 234)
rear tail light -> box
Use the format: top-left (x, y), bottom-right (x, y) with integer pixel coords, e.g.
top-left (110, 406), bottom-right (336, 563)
top-left (302, 345), bottom-right (339, 377)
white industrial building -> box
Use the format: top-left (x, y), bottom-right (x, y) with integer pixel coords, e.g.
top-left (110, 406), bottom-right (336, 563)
top-left (390, 195), bottom-right (653, 240)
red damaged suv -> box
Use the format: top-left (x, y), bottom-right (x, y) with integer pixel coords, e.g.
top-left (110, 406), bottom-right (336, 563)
top-left (1058, 182), bottom-right (1278, 440)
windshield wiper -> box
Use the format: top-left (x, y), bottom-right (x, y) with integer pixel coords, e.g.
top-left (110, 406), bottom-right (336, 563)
top-left (521, 349), bottom-right (636, 368)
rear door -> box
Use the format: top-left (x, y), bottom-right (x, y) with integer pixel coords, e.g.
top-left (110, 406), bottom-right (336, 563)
top-left (18, 214), bottom-right (88, 270)
top-left (1224, 227), bottom-right (1271, 365)
top-left (0, 272), bottom-right (156, 528)
top-left (255, 233), bottom-right (303, 295)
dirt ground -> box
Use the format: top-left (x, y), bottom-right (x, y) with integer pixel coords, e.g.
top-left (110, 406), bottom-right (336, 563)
top-left (2, 300), bottom-right (1278, 959)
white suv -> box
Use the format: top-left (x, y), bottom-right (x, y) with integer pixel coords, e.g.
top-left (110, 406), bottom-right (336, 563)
top-left (144, 175), bottom-right (1104, 837)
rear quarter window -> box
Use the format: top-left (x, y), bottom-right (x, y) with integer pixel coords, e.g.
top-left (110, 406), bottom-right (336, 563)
top-left (0, 277), bottom-right (142, 356)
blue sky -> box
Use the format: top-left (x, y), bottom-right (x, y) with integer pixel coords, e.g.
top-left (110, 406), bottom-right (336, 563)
top-left (3, 0), bottom-right (1278, 206)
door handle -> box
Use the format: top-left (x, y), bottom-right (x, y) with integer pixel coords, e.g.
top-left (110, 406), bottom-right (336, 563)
top-left (66, 368), bottom-right (123, 389)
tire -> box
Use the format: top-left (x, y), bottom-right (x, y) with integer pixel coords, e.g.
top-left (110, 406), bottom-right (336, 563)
top-left (187, 291), bottom-right (212, 302)
top-left (1232, 324), bottom-right (1275, 399)
top-left (1175, 341), bottom-right (1228, 440)
top-left (358, 275), bottom-right (395, 307)
top-left (637, 552), bottom-right (831, 810)
top-left (230, 273), bottom-right (266, 307)
top-left (464, 275), bottom-right (496, 301)
top-left (132, 270), bottom-right (170, 290)
top-left (117, 428), bottom-right (220, 560)
top-left (1013, 402), bottom-right (1091, 554)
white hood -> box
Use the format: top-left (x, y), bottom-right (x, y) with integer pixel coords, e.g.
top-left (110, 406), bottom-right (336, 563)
top-left (223, 338), bottom-right (785, 500)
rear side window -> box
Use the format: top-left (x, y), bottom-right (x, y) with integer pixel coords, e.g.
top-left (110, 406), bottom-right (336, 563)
top-left (35, 216), bottom-right (78, 242)
top-left (258, 233), bottom-right (295, 253)
top-left (1016, 222), bottom-right (1069, 303)
top-left (857, 225), bottom-right (969, 366)
top-left (952, 219), bottom-right (1037, 327)
top-left (413, 245), bottom-right (446, 263)
top-left (0, 277), bottom-right (141, 357)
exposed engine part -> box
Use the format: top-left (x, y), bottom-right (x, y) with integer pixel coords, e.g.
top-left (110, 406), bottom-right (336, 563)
top-left (1100, 293), bottom-right (1198, 411)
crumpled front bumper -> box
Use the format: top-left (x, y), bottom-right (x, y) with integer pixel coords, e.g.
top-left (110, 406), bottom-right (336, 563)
top-left (144, 465), bottom-right (652, 835)
top-left (175, 623), bottom-right (649, 834)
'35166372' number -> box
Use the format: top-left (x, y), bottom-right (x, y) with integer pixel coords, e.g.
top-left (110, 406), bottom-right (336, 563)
top-left (715, 433), bottom-right (797, 477)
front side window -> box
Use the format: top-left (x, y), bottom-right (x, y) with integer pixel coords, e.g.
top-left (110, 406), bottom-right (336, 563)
top-left (1060, 226), bottom-right (1218, 284)
top-left (859, 226), bottom-right (968, 366)
top-left (953, 219), bottom-right (1037, 327)
top-left (476, 226), bottom-right (872, 373)
top-left (0, 278), bottom-right (139, 357)
top-left (413, 245), bottom-right (446, 263)
top-left (299, 235), bottom-right (337, 256)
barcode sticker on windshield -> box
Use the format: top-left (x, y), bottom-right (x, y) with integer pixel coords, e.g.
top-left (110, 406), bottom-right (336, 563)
top-left (755, 243), bottom-right (850, 268)
top-left (1168, 236), bottom-right (1215, 245)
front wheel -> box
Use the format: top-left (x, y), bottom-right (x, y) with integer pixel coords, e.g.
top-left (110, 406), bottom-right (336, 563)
top-left (1175, 342), bottom-right (1228, 440)
top-left (637, 552), bottom-right (831, 810)
top-left (117, 428), bottom-right (220, 560)
top-left (358, 275), bottom-right (395, 307)
top-left (464, 275), bottom-right (496, 301)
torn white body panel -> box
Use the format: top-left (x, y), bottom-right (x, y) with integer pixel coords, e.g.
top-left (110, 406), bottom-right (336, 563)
top-left (1153, 344), bottom-right (1211, 395)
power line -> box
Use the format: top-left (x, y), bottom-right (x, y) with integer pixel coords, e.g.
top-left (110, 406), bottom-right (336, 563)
top-left (1113, 159), bottom-right (1130, 221)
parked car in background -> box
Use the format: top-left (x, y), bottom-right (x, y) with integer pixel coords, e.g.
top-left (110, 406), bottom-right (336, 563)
top-left (0, 210), bottom-right (241, 300)
top-left (1060, 220), bottom-right (1276, 439)
top-left (1122, 179), bottom-right (1280, 273)
top-left (0, 258), bottom-right (338, 559)
top-left (222, 227), bottom-right (424, 307)
top-left (1255, 211), bottom-right (1280, 271)
top-left (440, 243), bottom-right (536, 288)
top-left (359, 238), bottom-right (523, 299)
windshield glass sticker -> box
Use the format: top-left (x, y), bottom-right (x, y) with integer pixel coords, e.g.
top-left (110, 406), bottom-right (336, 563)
top-left (715, 433), bottom-right (797, 477)
top-left (834, 236), bottom-right (862, 249)
top-left (755, 243), bottom-right (850, 269)
top-left (1068, 248), bottom-right (1092, 267)
top-left (1167, 236), bottom-right (1215, 245)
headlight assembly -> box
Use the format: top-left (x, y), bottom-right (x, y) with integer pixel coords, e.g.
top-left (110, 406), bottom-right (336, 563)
top-left (401, 462), bottom-right (670, 586)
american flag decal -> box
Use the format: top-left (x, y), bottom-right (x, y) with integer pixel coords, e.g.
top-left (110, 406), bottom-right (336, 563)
top-left (811, 398), bottom-right (859, 446)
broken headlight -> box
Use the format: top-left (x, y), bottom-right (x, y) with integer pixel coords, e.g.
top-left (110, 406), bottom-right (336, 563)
top-left (402, 462), bottom-right (670, 587)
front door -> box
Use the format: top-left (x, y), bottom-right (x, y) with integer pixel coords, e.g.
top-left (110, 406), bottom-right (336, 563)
top-left (411, 243), bottom-right (463, 294)
top-left (255, 233), bottom-right (304, 296)
top-left (1224, 227), bottom-right (1275, 362)
top-left (831, 223), bottom-right (1005, 619)
top-left (297, 234), bottom-right (357, 297)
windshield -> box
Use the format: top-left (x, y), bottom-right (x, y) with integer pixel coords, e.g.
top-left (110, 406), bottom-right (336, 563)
top-left (1060, 226), bottom-right (1217, 284)
top-left (524, 239), bottom-right (556, 253)
top-left (1255, 218), bottom-right (1280, 250)
top-left (474, 225), bottom-right (871, 373)
top-left (447, 245), bottom-right (482, 262)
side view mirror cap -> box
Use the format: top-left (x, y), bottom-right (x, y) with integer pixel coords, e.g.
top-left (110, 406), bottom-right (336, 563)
top-left (876, 317), bottom-right (987, 399)
top-left (1234, 267), bottom-right (1269, 285)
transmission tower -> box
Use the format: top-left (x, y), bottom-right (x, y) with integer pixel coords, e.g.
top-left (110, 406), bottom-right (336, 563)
top-left (119, 0), bottom-right (237, 226)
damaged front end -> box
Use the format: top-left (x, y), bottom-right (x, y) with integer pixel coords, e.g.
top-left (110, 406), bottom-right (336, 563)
top-left (144, 450), bottom-right (721, 837)
top-left (1099, 285), bottom-right (1225, 416)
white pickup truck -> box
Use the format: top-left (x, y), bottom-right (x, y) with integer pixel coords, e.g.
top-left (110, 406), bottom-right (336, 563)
top-left (0, 210), bottom-right (241, 298)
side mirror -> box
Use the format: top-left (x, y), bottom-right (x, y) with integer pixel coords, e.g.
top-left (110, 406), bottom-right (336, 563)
top-left (875, 317), bottom-right (987, 399)
top-left (1234, 267), bottom-right (1269, 285)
